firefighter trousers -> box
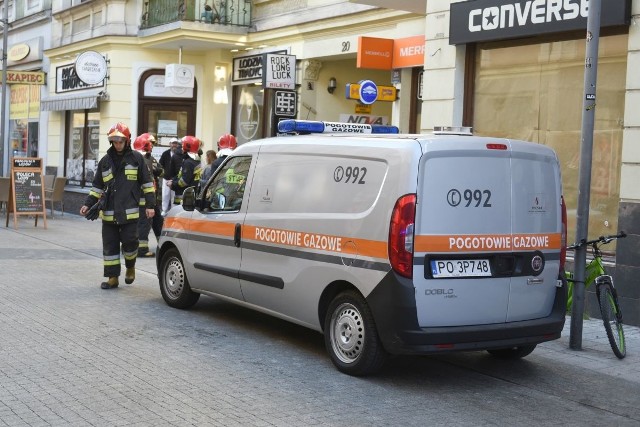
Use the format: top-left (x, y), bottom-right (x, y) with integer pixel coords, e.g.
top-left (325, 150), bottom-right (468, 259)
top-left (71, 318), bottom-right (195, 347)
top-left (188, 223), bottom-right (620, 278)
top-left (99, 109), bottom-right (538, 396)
top-left (137, 207), bottom-right (152, 255)
top-left (102, 222), bottom-right (138, 278)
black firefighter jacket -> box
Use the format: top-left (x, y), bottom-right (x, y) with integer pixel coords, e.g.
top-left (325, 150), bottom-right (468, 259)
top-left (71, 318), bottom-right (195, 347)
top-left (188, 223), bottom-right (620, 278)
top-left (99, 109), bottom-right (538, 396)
top-left (85, 146), bottom-right (155, 224)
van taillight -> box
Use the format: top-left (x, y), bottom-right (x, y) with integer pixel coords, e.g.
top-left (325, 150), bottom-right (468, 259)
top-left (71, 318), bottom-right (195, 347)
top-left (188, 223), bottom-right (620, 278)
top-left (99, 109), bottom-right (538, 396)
top-left (486, 143), bottom-right (508, 150)
top-left (560, 196), bottom-right (567, 271)
top-left (389, 194), bottom-right (416, 279)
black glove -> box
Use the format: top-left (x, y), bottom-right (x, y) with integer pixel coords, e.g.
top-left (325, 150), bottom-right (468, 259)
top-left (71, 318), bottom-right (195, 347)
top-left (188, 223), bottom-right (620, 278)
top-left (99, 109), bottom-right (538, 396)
top-left (85, 183), bottom-right (111, 221)
top-left (85, 201), bottom-right (102, 221)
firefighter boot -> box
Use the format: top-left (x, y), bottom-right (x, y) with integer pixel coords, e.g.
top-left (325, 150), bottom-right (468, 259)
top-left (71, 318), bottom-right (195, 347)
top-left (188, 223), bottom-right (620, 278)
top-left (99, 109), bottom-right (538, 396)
top-left (125, 267), bottom-right (135, 284)
top-left (100, 277), bottom-right (119, 289)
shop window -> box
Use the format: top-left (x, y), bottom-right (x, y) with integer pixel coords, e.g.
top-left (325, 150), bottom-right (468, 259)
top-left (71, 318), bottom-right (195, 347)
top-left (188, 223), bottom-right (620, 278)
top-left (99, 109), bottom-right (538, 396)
top-left (232, 84), bottom-right (265, 144)
top-left (65, 111), bottom-right (100, 188)
top-left (473, 34), bottom-right (627, 243)
top-left (9, 84), bottom-right (40, 158)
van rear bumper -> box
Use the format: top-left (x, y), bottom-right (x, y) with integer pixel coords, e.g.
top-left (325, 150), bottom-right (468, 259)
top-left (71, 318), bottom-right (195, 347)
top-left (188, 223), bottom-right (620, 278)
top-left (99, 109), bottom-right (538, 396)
top-left (366, 271), bottom-right (567, 355)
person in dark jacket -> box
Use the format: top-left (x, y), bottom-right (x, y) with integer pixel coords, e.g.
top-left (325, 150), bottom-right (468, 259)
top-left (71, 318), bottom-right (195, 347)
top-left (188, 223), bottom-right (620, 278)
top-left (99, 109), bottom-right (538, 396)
top-left (133, 133), bottom-right (163, 258)
top-left (167, 142), bottom-right (184, 204)
top-left (167, 136), bottom-right (202, 204)
top-left (80, 122), bottom-right (155, 289)
top-left (159, 137), bottom-right (179, 215)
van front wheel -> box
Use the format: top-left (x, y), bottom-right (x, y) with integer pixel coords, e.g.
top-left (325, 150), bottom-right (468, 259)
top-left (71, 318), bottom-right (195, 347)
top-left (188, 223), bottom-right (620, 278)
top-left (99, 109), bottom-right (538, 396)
top-left (324, 290), bottom-right (387, 376)
top-left (159, 248), bottom-right (200, 309)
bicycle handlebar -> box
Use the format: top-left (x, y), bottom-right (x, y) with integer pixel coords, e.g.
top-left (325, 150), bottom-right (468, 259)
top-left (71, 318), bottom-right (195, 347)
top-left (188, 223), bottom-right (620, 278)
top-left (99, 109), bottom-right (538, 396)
top-left (567, 230), bottom-right (627, 250)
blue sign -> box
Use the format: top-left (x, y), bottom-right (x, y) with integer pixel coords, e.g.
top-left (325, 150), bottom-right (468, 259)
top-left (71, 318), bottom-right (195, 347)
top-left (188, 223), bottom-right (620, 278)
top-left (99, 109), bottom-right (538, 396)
top-left (358, 80), bottom-right (378, 105)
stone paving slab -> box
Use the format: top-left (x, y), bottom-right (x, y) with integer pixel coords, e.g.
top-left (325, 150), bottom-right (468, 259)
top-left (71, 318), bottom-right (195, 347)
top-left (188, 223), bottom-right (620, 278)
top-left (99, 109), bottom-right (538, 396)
top-left (0, 212), bottom-right (639, 426)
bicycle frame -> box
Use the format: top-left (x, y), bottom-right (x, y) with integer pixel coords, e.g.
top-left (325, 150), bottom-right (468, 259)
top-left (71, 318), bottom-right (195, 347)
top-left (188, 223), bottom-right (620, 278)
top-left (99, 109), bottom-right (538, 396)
top-left (565, 231), bottom-right (625, 312)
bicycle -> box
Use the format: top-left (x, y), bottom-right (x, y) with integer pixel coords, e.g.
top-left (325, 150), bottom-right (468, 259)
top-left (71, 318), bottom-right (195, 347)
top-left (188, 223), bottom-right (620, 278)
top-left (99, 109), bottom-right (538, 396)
top-left (566, 231), bottom-right (627, 359)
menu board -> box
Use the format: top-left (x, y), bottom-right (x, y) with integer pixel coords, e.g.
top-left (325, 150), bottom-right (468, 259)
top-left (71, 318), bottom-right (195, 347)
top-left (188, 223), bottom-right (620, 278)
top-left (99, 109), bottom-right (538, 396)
top-left (5, 157), bottom-right (47, 229)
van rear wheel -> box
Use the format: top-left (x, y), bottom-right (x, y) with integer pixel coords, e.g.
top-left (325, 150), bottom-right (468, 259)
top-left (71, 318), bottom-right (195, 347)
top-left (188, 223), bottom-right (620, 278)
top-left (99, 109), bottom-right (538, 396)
top-left (159, 248), bottom-right (200, 309)
top-left (324, 290), bottom-right (387, 376)
top-left (487, 344), bottom-right (536, 359)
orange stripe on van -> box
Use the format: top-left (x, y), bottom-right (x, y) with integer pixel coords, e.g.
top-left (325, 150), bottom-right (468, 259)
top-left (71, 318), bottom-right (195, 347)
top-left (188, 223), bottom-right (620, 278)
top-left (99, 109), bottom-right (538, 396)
top-left (164, 217), bottom-right (236, 237)
top-left (243, 225), bottom-right (388, 259)
top-left (415, 233), bottom-right (562, 253)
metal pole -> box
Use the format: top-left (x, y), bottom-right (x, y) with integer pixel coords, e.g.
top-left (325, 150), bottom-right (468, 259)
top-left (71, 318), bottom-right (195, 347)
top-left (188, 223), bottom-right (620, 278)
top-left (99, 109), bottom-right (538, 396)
top-left (570, 0), bottom-right (602, 350)
top-left (1, 0), bottom-right (8, 176)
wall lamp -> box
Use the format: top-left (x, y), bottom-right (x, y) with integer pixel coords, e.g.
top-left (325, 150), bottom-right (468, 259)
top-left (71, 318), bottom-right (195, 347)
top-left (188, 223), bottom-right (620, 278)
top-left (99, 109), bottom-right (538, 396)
top-left (327, 77), bottom-right (337, 94)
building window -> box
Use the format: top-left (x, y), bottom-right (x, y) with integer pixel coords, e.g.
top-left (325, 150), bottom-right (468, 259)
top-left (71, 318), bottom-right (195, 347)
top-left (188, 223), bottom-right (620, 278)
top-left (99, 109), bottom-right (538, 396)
top-left (65, 111), bottom-right (100, 187)
top-left (473, 34), bottom-right (627, 241)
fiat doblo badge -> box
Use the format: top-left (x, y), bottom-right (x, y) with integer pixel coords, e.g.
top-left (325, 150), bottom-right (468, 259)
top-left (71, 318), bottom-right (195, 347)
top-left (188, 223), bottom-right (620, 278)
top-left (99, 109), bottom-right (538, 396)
top-left (157, 120), bottom-right (567, 376)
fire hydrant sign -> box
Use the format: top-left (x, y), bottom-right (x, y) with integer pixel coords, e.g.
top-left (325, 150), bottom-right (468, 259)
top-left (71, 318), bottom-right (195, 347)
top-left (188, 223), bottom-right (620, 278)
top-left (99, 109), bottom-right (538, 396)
top-left (6, 157), bottom-right (47, 229)
top-left (262, 54), bottom-right (296, 89)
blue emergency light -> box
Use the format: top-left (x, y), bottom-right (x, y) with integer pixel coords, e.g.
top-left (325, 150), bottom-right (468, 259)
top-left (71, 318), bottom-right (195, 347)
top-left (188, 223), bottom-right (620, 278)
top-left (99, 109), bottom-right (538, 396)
top-left (278, 120), bottom-right (399, 135)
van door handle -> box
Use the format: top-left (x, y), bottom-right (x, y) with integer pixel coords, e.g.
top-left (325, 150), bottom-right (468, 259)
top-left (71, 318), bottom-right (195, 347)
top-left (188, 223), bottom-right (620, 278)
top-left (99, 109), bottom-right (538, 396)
top-left (527, 278), bottom-right (544, 285)
top-left (234, 223), bottom-right (241, 248)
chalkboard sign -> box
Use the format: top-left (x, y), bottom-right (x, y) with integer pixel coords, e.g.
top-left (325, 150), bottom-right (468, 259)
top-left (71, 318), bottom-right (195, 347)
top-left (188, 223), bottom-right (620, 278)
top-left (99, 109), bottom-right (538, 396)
top-left (5, 157), bottom-right (47, 229)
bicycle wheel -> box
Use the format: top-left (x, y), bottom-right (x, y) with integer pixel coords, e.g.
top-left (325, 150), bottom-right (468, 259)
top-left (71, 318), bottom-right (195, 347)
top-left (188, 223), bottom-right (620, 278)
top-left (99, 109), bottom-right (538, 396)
top-left (596, 280), bottom-right (626, 359)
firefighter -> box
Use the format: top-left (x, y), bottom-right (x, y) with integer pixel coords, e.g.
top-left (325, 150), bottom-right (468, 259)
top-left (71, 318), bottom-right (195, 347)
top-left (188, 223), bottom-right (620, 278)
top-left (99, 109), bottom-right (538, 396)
top-left (210, 133), bottom-right (237, 171)
top-left (167, 135), bottom-right (203, 204)
top-left (133, 133), bottom-right (163, 257)
top-left (80, 123), bottom-right (156, 289)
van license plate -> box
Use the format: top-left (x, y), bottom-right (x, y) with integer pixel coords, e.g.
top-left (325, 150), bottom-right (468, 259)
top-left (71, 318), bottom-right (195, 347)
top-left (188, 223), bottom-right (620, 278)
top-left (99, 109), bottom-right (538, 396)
top-left (430, 259), bottom-right (492, 278)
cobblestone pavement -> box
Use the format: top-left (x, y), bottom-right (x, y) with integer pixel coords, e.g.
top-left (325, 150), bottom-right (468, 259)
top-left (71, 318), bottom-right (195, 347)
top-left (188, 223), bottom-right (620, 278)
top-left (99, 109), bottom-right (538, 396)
top-left (1, 214), bottom-right (639, 426)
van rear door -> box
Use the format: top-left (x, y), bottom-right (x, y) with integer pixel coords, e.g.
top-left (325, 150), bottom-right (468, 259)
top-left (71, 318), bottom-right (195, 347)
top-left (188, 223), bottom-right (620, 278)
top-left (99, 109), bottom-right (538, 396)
top-left (412, 136), bottom-right (562, 328)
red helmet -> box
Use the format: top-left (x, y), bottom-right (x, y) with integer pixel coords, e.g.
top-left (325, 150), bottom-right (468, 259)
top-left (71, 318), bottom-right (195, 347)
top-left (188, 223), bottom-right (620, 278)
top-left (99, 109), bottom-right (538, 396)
top-left (133, 133), bottom-right (155, 153)
top-left (218, 134), bottom-right (237, 150)
top-left (107, 122), bottom-right (131, 143)
top-left (181, 135), bottom-right (201, 154)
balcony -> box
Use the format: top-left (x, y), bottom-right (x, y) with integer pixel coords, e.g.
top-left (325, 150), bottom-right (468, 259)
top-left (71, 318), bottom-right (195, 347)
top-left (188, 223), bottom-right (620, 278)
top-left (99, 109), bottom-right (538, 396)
top-left (140, 0), bottom-right (251, 29)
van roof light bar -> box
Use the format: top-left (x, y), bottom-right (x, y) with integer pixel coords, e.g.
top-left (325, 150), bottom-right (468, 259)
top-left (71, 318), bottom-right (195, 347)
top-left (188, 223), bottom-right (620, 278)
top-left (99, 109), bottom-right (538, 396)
top-left (278, 119), bottom-right (399, 135)
top-left (433, 126), bottom-right (473, 136)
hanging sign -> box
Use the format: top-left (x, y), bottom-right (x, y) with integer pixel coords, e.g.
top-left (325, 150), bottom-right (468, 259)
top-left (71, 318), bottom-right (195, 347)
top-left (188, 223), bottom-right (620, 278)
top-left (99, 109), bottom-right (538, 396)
top-left (346, 81), bottom-right (397, 103)
top-left (262, 54), bottom-right (296, 89)
top-left (274, 91), bottom-right (297, 116)
top-left (75, 51), bottom-right (108, 85)
top-left (165, 63), bottom-right (195, 88)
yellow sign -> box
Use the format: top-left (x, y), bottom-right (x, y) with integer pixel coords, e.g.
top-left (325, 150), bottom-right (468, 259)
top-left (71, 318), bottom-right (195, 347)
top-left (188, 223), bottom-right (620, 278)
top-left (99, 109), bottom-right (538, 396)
top-left (355, 103), bottom-right (372, 114)
top-left (346, 83), bottom-right (397, 102)
top-left (8, 44), bottom-right (30, 61)
top-left (9, 84), bottom-right (40, 119)
top-left (7, 71), bottom-right (46, 85)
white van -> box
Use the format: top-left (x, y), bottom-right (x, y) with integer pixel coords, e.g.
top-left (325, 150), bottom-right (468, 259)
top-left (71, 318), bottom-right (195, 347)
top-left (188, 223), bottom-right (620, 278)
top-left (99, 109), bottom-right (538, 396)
top-left (157, 120), bottom-right (567, 376)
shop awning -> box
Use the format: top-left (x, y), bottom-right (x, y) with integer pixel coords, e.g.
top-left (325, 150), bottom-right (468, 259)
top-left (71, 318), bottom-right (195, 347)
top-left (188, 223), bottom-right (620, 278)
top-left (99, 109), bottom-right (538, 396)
top-left (40, 89), bottom-right (108, 111)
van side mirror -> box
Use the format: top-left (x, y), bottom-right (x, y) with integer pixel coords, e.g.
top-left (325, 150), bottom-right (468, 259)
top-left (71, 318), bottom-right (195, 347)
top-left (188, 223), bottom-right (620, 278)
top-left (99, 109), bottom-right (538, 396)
top-left (182, 187), bottom-right (196, 211)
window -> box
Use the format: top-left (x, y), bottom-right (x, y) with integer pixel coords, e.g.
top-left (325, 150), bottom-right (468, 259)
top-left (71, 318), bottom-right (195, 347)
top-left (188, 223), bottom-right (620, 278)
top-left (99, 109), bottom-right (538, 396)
top-left (204, 156), bottom-right (251, 212)
top-left (472, 34), bottom-right (627, 241)
top-left (65, 111), bottom-right (100, 187)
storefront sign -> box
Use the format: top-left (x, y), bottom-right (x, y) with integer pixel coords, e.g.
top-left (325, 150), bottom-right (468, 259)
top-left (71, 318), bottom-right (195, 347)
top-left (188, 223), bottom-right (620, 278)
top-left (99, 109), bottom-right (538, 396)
top-left (450, 0), bottom-right (631, 44)
top-left (346, 81), bottom-right (397, 103)
top-left (7, 37), bottom-right (43, 66)
top-left (263, 54), bottom-right (296, 89)
top-left (232, 50), bottom-right (287, 85)
top-left (143, 74), bottom-right (193, 98)
top-left (357, 37), bottom-right (394, 70)
top-left (56, 64), bottom-right (104, 93)
top-left (8, 44), bottom-right (30, 61)
top-left (392, 36), bottom-right (425, 68)
top-left (165, 63), bottom-right (195, 89)
top-left (338, 114), bottom-right (389, 125)
top-left (355, 103), bottom-right (372, 114)
top-left (7, 71), bottom-right (45, 85)
top-left (274, 91), bottom-right (297, 116)
top-left (75, 51), bottom-right (108, 85)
